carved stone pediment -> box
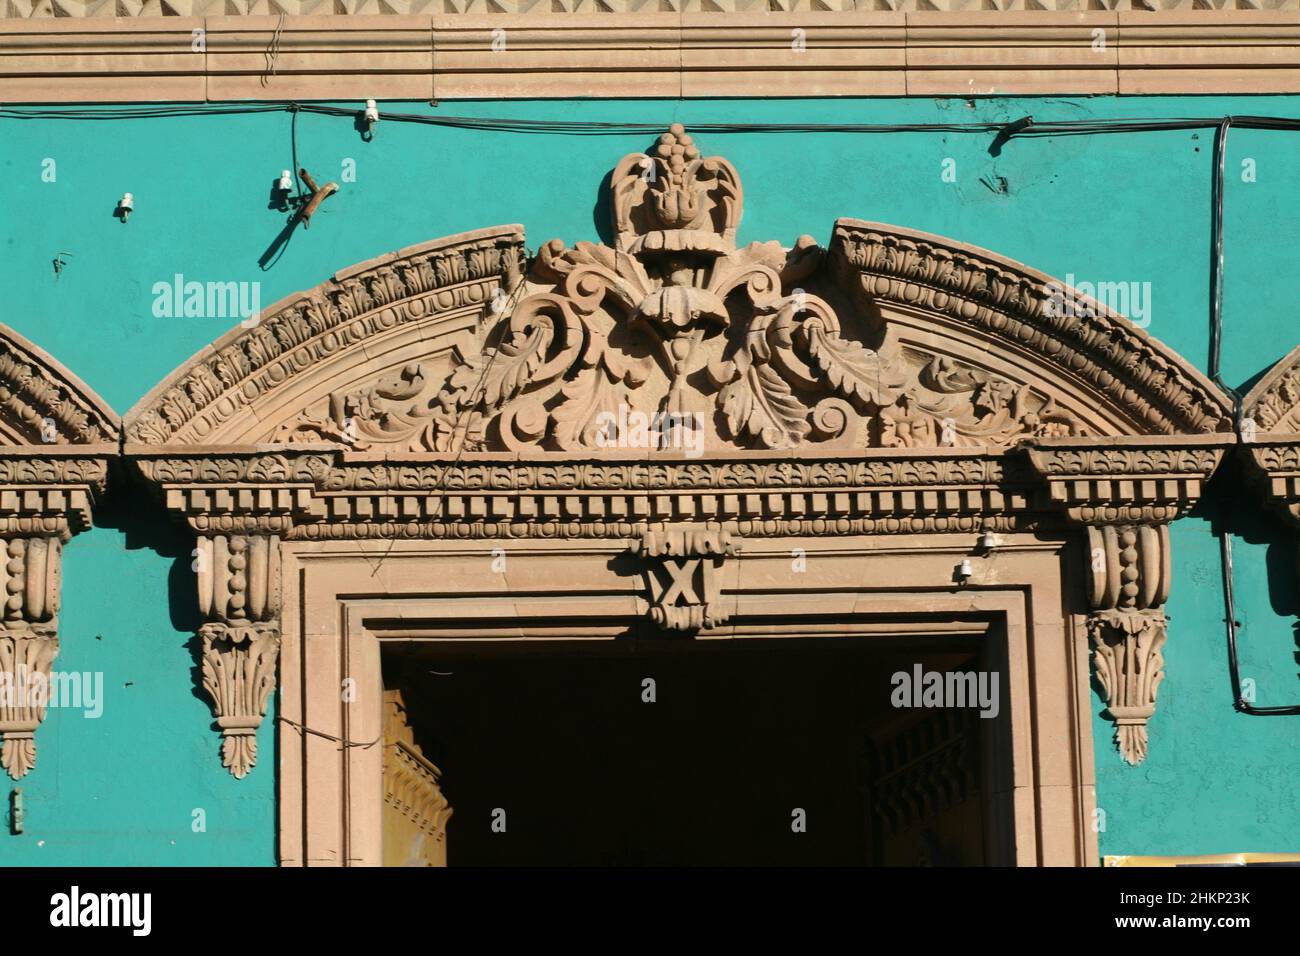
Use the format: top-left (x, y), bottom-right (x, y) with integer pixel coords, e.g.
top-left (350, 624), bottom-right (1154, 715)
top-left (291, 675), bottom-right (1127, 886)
top-left (0, 324), bottom-right (117, 780)
top-left (125, 125), bottom-right (1230, 460)
top-left (124, 126), bottom-right (1239, 771)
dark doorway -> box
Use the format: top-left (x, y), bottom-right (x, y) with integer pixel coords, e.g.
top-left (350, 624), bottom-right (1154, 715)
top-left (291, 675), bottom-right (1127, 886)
top-left (383, 637), bottom-right (998, 866)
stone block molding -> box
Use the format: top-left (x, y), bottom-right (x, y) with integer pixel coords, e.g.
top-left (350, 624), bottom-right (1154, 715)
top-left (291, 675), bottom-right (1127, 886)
top-left (6, 10), bottom-right (1300, 101)
top-left (122, 124), bottom-right (1237, 800)
top-left (0, 324), bottom-right (118, 781)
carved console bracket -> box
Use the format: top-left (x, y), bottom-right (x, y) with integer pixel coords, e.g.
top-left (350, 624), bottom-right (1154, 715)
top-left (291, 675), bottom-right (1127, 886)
top-left (195, 533), bottom-right (282, 779)
top-left (1026, 434), bottom-right (1231, 765)
top-left (0, 326), bottom-right (117, 781)
top-left (630, 525), bottom-right (739, 632)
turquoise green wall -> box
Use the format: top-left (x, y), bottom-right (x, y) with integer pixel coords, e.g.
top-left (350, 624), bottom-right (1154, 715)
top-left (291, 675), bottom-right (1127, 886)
top-left (1, 97), bottom-right (1297, 865)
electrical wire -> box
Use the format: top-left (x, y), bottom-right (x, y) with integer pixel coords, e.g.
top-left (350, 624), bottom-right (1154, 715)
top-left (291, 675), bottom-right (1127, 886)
top-left (2, 101), bottom-right (1295, 136)
top-left (1208, 119), bottom-right (1300, 715)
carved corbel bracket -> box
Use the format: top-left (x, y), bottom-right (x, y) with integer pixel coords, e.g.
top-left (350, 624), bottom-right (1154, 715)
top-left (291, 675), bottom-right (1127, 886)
top-left (629, 525), bottom-right (739, 632)
top-left (196, 533), bottom-right (282, 779)
top-left (0, 455), bottom-right (111, 780)
top-left (1084, 525), bottom-right (1170, 766)
top-left (1025, 434), bottom-right (1231, 765)
top-left (129, 451), bottom-right (301, 778)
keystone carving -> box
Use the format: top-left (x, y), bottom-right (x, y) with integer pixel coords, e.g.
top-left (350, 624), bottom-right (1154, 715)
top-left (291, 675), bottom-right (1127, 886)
top-left (630, 525), bottom-right (738, 631)
top-left (196, 533), bottom-right (282, 779)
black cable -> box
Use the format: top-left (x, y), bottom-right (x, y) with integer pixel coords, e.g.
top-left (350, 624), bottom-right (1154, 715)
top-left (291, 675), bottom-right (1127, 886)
top-left (0, 102), bottom-right (1266, 136)
top-left (1207, 117), bottom-right (1300, 715)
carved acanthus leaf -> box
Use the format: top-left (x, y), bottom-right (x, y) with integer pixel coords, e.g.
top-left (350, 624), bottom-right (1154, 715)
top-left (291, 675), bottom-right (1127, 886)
top-left (719, 358), bottom-right (811, 449)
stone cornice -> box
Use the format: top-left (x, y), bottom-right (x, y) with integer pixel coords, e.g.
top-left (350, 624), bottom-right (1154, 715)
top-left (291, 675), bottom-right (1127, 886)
top-left (6, 11), bottom-right (1300, 101)
top-left (1023, 433), bottom-right (1232, 527)
top-left (126, 440), bottom-right (1234, 540)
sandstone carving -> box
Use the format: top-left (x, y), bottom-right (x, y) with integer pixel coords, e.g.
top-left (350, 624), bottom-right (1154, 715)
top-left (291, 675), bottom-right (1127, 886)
top-left (630, 525), bottom-right (738, 631)
top-left (0, 324), bottom-right (117, 780)
top-left (124, 127), bottom-right (1239, 772)
top-left (195, 533), bottom-right (282, 778)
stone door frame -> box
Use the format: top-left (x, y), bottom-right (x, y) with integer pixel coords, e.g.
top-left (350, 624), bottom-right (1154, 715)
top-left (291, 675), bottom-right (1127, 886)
top-left (273, 530), bottom-right (1096, 866)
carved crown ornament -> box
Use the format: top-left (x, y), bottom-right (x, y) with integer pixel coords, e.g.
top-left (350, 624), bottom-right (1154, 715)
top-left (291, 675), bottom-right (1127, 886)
top-left (123, 125), bottom-right (1238, 770)
top-left (0, 324), bottom-right (118, 781)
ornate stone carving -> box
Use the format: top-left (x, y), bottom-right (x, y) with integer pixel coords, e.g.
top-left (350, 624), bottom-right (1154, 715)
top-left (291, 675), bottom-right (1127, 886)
top-left (1084, 524), bottom-right (1170, 766)
top-left (831, 223), bottom-right (1231, 438)
top-left (1025, 436), bottom-right (1228, 765)
top-left (630, 525), bottom-right (738, 631)
top-left (0, 624), bottom-right (58, 780)
top-left (0, 325), bottom-right (117, 781)
top-left (121, 132), bottom-right (1240, 785)
top-left (126, 226), bottom-right (524, 446)
top-left (0, 331), bottom-right (117, 447)
top-left (130, 447), bottom-right (1057, 543)
top-left (196, 533), bottom-right (282, 779)
top-left (127, 127), bottom-right (1231, 458)
top-left (1240, 344), bottom-right (1300, 530)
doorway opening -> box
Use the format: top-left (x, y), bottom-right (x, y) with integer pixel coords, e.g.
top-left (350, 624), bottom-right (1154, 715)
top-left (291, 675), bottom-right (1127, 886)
top-left (380, 635), bottom-right (1009, 866)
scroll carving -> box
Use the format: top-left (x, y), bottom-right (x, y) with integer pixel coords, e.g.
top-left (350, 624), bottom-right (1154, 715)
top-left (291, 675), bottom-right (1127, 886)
top-left (128, 126), bottom-right (1232, 456)
top-left (196, 533), bottom-right (281, 779)
top-left (631, 525), bottom-right (738, 631)
top-left (281, 127), bottom-right (1090, 456)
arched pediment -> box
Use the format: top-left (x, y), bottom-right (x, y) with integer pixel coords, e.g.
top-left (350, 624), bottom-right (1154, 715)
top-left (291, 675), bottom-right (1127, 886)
top-left (124, 125), bottom-right (1230, 454)
top-left (120, 128), bottom-right (1242, 776)
top-left (1239, 343), bottom-right (1300, 528)
top-left (1241, 343), bottom-right (1300, 436)
top-left (0, 323), bottom-right (118, 449)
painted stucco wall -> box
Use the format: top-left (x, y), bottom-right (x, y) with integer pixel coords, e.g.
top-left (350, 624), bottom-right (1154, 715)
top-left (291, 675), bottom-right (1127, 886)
top-left (1, 96), bottom-right (1297, 865)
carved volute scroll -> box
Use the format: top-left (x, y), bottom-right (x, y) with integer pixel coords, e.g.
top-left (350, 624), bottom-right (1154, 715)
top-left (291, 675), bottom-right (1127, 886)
top-left (0, 324), bottom-right (117, 781)
top-left (123, 127), bottom-right (1238, 778)
top-left (195, 533), bottom-right (281, 778)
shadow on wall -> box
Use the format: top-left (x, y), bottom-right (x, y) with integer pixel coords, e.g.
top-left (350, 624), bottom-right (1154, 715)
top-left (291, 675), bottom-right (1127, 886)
top-left (90, 473), bottom-right (206, 712)
top-left (1196, 454), bottom-right (1300, 697)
